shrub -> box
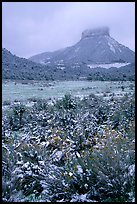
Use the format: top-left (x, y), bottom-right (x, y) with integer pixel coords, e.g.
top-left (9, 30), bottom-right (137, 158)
top-left (55, 94), bottom-right (76, 110)
top-left (2, 93), bottom-right (135, 202)
top-left (42, 126), bottom-right (135, 202)
top-left (11, 104), bottom-right (26, 130)
top-left (3, 100), bottom-right (11, 106)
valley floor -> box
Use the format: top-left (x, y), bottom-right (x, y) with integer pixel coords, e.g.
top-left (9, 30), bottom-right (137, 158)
top-left (2, 80), bottom-right (135, 103)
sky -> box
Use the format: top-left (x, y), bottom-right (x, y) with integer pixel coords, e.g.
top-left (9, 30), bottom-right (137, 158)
top-left (2, 2), bottom-right (135, 58)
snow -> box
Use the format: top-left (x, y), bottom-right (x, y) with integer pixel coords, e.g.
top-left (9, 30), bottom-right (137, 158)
top-left (106, 36), bottom-right (118, 47)
top-left (77, 165), bottom-right (83, 173)
top-left (16, 161), bottom-right (24, 165)
top-left (128, 164), bottom-right (135, 176)
top-left (25, 101), bottom-right (35, 107)
top-left (38, 161), bottom-right (45, 166)
top-left (57, 66), bottom-right (65, 70)
top-left (71, 65), bottom-right (80, 68)
top-left (51, 150), bottom-right (63, 161)
top-left (84, 183), bottom-right (88, 189)
top-left (74, 47), bottom-right (80, 53)
top-left (26, 171), bottom-right (33, 176)
top-left (40, 141), bottom-right (46, 146)
top-left (43, 61), bottom-right (51, 65)
top-left (118, 47), bottom-right (122, 52)
top-left (83, 112), bottom-right (89, 118)
top-left (22, 162), bottom-right (30, 168)
top-left (70, 194), bottom-right (97, 202)
top-left (69, 172), bottom-right (73, 177)
top-left (108, 42), bottom-right (116, 53)
top-left (57, 63), bottom-right (64, 66)
top-left (87, 62), bottom-right (130, 69)
top-left (40, 60), bottom-right (47, 65)
top-left (75, 152), bottom-right (81, 158)
top-left (105, 36), bottom-right (123, 53)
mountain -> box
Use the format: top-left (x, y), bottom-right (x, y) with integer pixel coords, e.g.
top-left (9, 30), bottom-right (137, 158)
top-left (2, 47), bottom-right (134, 81)
top-left (2, 48), bottom-right (52, 80)
top-left (2, 27), bottom-right (135, 81)
top-left (29, 27), bottom-right (135, 65)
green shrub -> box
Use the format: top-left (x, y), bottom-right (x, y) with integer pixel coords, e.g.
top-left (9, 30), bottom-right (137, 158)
top-left (56, 94), bottom-right (76, 110)
top-left (8, 104), bottom-right (26, 130)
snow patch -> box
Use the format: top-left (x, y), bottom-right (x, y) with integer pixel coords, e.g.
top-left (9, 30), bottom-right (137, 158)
top-left (128, 164), bottom-right (135, 176)
top-left (51, 150), bottom-right (63, 161)
top-left (42, 61), bottom-right (51, 65)
top-left (57, 66), bottom-right (66, 70)
top-left (69, 172), bottom-right (73, 177)
top-left (77, 165), bottom-right (83, 173)
top-left (87, 62), bottom-right (130, 69)
top-left (71, 65), bottom-right (80, 68)
top-left (108, 42), bottom-right (116, 53)
top-left (70, 194), bottom-right (97, 202)
top-left (75, 47), bottom-right (80, 53)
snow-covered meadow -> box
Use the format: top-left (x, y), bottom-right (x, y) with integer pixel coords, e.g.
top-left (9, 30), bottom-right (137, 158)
top-left (2, 80), bottom-right (135, 202)
top-left (2, 80), bottom-right (134, 102)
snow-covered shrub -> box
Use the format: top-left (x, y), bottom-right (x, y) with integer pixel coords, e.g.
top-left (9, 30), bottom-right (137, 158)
top-left (3, 100), bottom-right (11, 106)
top-left (43, 125), bottom-right (135, 202)
top-left (2, 134), bottom-right (19, 201)
top-left (89, 127), bottom-right (135, 202)
top-left (55, 94), bottom-right (76, 110)
top-left (33, 99), bottom-right (48, 111)
top-left (6, 104), bottom-right (26, 131)
top-left (2, 92), bottom-right (135, 202)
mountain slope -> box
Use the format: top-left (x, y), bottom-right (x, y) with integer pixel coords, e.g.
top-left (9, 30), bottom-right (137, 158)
top-left (2, 48), bottom-right (51, 80)
top-left (29, 27), bottom-right (135, 65)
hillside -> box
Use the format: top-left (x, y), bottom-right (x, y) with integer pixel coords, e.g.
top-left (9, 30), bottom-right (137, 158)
top-left (2, 48), bottom-right (51, 80)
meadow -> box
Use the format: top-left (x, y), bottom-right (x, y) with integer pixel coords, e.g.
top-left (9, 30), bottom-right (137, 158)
top-left (2, 80), bottom-right (134, 103)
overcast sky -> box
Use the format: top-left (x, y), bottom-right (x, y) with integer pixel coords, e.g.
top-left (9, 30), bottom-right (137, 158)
top-left (2, 2), bottom-right (135, 58)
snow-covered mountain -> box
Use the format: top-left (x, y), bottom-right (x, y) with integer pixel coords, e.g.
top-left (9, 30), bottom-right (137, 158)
top-left (2, 47), bottom-right (135, 81)
top-left (2, 27), bottom-right (135, 81)
top-left (29, 27), bottom-right (135, 66)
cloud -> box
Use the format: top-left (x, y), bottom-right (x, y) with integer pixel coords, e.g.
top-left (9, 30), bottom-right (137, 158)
top-left (2, 2), bottom-right (135, 58)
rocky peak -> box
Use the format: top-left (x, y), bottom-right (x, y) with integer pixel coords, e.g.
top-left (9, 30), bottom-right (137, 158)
top-left (81, 27), bottom-right (110, 39)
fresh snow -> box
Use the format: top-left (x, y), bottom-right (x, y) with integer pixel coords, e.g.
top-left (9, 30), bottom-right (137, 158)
top-left (128, 164), bottom-right (135, 176)
top-left (87, 62), bottom-right (130, 69)
top-left (70, 194), bottom-right (97, 202)
top-left (105, 36), bottom-right (119, 47)
top-left (57, 66), bottom-right (65, 70)
top-left (74, 47), bottom-right (80, 53)
top-left (77, 165), bottom-right (83, 173)
top-left (108, 42), bottom-right (116, 53)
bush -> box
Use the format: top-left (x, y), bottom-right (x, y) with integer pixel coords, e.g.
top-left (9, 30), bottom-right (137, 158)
top-left (7, 104), bottom-right (26, 130)
top-left (55, 94), bottom-right (76, 110)
top-left (3, 100), bottom-right (11, 106)
top-left (2, 93), bottom-right (135, 202)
